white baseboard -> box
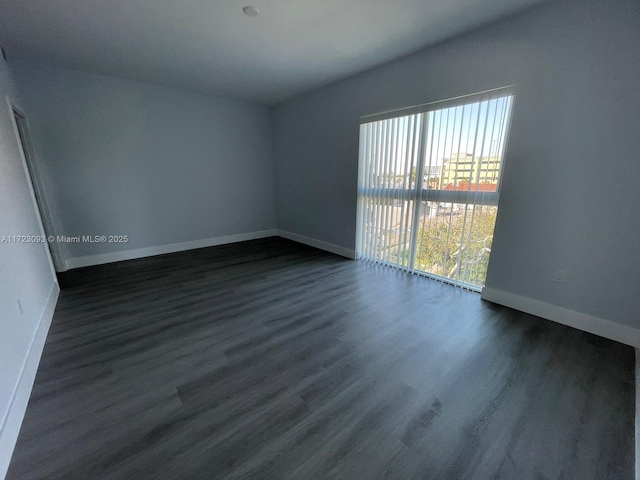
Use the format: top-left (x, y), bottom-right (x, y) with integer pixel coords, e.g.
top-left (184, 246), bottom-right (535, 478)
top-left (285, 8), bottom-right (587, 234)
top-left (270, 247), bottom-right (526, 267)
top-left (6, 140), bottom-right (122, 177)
top-left (0, 281), bottom-right (59, 480)
top-left (481, 286), bottom-right (640, 348)
top-left (64, 229), bottom-right (355, 270)
top-left (65, 230), bottom-right (278, 269)
top-left (636, 348), bottom-right (640, 480)
top-left (277, 230), bottom-right (356, 259)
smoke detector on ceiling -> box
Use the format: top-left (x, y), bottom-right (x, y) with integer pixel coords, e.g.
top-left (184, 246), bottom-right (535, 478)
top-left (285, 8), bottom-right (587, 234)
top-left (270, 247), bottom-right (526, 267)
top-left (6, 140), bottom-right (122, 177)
top-left (242, 6), bottom-right (260, 17)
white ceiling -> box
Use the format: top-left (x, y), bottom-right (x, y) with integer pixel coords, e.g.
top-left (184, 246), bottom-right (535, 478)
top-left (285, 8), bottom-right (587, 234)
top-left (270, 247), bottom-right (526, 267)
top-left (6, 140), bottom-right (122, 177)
top-left (0, 0), bottom-right (548, 104)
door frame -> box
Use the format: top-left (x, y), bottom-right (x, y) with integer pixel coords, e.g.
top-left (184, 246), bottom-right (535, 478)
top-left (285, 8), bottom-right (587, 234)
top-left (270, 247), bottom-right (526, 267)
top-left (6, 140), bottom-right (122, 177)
top-left (6, 96), bottom-right (66, 273)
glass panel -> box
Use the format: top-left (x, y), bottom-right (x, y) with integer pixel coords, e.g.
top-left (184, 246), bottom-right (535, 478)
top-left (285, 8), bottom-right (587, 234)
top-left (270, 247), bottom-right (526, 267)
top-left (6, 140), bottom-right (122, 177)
top-left (356, 89), bottom-right (514, 292)
top-left (414, 202), bottom-right (497, 288)
top-left (361, 196), bottom-right (414, 268)
top-left (420, 96), bottom-right (511, 194)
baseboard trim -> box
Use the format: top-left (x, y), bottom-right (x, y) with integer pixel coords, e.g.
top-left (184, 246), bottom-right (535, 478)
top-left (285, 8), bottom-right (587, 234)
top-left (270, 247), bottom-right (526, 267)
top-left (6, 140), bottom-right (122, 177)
top-left (481, 286), bottom-right (640, 348)
top-left (64, 230), bottom-right (278, 269)
top-left (0, 281), bottom-right (59, 480)
top-left (276, 230), bottom-right (356, 259)
top-left (636, 348), bottom-right (640, 480)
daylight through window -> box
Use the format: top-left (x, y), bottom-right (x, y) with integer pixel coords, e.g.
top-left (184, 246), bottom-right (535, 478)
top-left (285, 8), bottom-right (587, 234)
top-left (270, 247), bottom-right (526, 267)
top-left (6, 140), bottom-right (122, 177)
top-left (356, 87), bottom-right (515, 290)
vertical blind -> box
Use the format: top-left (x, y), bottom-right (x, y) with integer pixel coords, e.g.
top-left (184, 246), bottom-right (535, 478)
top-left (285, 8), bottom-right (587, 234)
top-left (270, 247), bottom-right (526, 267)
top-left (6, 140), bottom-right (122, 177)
top-left (356, 87), bottom-right (515, 291)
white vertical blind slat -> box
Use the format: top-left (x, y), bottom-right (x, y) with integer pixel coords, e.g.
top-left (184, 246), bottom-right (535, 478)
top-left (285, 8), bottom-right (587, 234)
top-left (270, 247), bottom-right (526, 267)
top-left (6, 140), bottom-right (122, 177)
top-left (372, 121), bottom-right (383, 259)
top-left (382, 119), bottom-right (395, 264)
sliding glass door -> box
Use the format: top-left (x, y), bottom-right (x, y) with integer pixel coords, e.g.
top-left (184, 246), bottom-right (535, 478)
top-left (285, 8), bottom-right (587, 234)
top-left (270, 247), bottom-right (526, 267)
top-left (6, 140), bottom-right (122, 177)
top-left (356, 87), bottom-right (515, 290)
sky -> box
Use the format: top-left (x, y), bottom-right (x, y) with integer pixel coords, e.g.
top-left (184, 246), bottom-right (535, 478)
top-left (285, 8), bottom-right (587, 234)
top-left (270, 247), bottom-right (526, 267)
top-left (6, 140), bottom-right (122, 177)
top-left (361, 94), bottom-right (513, 178)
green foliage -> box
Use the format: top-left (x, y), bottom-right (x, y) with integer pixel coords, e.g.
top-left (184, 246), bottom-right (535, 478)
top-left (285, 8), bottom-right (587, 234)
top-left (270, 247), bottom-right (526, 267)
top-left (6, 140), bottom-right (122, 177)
top-left (414, 205), bottom-right (497, 287)
top-left (370, 201), bottom-right (497, 287)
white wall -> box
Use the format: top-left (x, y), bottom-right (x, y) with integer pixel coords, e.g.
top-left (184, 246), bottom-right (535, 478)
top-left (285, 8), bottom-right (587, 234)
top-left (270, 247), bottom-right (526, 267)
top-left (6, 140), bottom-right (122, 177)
top-left (272, 0), bottom-right (640, 337)
top-left (11, 62), bottom-right (277, 269)
top-left (0, 59), bottom-right (58, 477)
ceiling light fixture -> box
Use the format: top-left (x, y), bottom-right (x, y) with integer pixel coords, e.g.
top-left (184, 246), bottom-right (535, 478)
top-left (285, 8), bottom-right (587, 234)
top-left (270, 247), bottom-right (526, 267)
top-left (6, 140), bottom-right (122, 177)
top-left (242, 6), bottom-right (259, 17)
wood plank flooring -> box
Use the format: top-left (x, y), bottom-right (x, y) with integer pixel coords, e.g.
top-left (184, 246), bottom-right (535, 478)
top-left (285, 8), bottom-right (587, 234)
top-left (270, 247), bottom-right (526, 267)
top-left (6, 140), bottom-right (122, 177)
top-left (7, 237), bottom-right (635, 479)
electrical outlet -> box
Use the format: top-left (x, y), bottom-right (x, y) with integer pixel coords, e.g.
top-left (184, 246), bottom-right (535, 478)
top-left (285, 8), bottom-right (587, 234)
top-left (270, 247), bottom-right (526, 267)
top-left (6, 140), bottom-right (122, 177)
top-left (17, 299), bottom-right (23, 315)
top-left (553, 269), bottom-right (566, 283)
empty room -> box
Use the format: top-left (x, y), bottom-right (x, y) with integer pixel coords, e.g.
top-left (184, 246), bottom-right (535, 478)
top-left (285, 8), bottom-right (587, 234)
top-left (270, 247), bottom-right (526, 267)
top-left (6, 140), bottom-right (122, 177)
top-left (0, 0), bottom-right (639, 478)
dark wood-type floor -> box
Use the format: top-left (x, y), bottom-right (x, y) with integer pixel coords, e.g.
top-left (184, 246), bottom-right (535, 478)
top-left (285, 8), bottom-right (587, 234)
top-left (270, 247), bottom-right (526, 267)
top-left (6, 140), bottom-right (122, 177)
top-left (7, 237), bottom-right (635, 479)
